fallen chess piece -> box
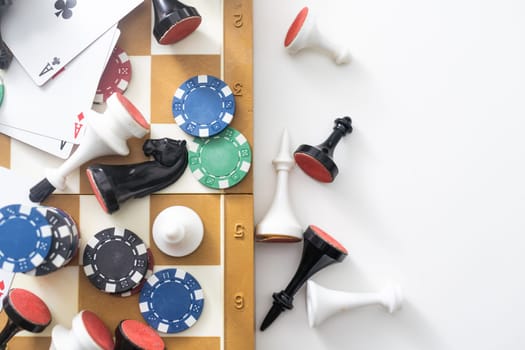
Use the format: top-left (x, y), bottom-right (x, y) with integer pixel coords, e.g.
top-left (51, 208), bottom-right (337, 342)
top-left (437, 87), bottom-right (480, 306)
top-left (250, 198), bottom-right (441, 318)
top-left (259, 225), bottom-right (348, 331)
top-left (294, 116), bottom-right (352, 183)
top-left (50, 310), bottom-right (114, 350)
top-left (255, 129), bottom-right (302, 242)
top-left (29, 92), bottom-right (150, 203)
top-left (284, 6), bottom-right (350, 64)
top-left (86, 138), bottom-right (188, 214)
top-left (153, 0), bottom-right (202, 44)
top-left (0, 288), bottom-right (51, 348)
top-left (306, 280), bottom-right (403, 327)
top-left (153, 205), bottom-right (204, 257)
top-left (114, 319), bottom-right (165, 350)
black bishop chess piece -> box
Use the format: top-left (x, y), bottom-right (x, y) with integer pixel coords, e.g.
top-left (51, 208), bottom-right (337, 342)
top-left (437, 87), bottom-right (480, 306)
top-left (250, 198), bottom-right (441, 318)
top-left (86, 138), bottom-right (188, 214)
top-left (0, 288), bottom-right (52, 349)
top-left (294, 116), bottom-right (352, 183)
top-left (259, 225), bottom-right (348, 331)
top-left (152, 0), bottom-right (202, 45)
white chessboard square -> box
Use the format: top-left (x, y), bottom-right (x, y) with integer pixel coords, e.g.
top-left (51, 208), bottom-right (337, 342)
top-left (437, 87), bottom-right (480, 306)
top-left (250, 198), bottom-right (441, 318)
top-left (9, 138), bottom-right (80, 194)
top-left (150, 123), bottom-right (219, 194)
top-left (79, 195), bottom-right (151, 261)
top-left (150, 0), bottom-right (223, 55)
top-left (11, 266), bottom-right (80, 337)
top-left (121, 55), bottom-right (152, 124)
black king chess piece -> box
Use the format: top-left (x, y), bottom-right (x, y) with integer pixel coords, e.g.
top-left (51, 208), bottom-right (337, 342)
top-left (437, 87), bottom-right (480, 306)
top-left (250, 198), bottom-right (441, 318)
top-left (294, 116), bottom-right (352, 183)
top-left (260, 225), bottom-right (348, 331)
top-left (86, 138), bottom-right (188, 214)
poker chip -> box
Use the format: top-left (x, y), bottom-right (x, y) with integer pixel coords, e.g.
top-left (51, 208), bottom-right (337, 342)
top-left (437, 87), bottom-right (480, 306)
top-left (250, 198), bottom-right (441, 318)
top-left (188, 127), bottom-right (252, 189)
top-left (172, 75), bottom-right (235, 137)
top-left (0, 204), bottom-right (52, 272)
top-left (119, 248), bottom-right (155, 298)
top-left (94, 46), bottom-right (132, 104)
top-left (83, 227), bottom-right (148, 294)
top-left (0, 76), bottom-right (4, 107)
top-left (139, 268), bottom-right (204, 333)
top-left (25, 207), bottom-right (76, 276)
top-left (53, 207), bottom-right (80, 263)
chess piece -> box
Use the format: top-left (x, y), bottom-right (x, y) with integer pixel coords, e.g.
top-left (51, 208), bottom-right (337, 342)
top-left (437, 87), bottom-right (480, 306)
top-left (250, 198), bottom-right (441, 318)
top-left (0, 0), bottom-right (13, 70)
top-left (294, 116), bottom-right (352, 183)
top-left (153, 206), bottom-right (204, 257)
top-left (306, 280), bottom-right (403, 327)
top-left (87, 138), bottom-right (188, 214)
top-left (255, 129), bottom-right (302, 242)
top-left (153, 0), bottom-right (202, 44)
top-left (0, 288), bottom-right (51, 348)
top-left (260, 225), bottom-right (347, 331)
top-left (284, 6), bottom-right (350, 64)
top-left (29, 92), bottom-right (150, 203)
top-left (114, 319), bottom-right (165, 350)
top-left (50, 310), bottom-right (114, 350)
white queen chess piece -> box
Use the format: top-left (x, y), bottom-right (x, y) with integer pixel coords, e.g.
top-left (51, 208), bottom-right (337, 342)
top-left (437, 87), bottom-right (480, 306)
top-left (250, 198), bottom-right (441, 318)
top-left (255, 129), bottom-right (302, 242)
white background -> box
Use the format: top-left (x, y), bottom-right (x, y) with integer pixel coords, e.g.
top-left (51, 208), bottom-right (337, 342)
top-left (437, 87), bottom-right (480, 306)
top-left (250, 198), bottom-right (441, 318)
top-left (253, 0), bottom-right (525, 349)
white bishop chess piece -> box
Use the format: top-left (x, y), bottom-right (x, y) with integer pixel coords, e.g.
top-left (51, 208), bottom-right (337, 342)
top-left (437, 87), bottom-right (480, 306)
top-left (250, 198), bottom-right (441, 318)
top-left (306, 280), bottom-right (403, 327)
top-left (255, 129), bottom-right (302, 242)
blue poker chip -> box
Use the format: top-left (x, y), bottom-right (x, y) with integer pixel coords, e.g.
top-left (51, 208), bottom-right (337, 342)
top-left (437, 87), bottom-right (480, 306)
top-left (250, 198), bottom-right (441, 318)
top-left (172, 75), bottom-right (235, 137)
top-left (139, 268), bottom-right (204, 333)
top-left (0, 204), bottom-right (53, 272)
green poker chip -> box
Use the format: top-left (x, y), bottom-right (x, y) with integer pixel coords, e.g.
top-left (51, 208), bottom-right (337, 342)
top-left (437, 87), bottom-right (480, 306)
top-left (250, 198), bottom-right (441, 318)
top-left (188, 127), bottom-right (252, 189)
top-left (0, 76), bottom-right (4, 107)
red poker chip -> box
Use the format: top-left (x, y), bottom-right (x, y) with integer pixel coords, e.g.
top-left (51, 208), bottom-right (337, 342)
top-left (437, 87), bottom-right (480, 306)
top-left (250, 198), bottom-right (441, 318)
top-left (94, 46), bottom-right (132, 104)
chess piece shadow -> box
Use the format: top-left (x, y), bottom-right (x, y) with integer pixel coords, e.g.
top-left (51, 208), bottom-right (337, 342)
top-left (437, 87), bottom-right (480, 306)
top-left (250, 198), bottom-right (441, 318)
top-left (87, 138), bottom-right (188, 214)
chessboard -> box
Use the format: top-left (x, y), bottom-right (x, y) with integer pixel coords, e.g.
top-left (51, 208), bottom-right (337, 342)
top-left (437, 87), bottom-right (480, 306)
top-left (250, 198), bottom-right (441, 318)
top-left (0, 0), bottom-right (254, 349)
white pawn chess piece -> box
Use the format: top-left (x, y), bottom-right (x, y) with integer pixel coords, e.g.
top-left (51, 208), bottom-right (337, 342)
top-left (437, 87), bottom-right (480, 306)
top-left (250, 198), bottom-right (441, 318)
top-left (29, 92), bottom-right (150, 203)
top-left (50, 310), bottom-right (114, 350)
top-left (255, 129), bottom-right (302, 242)
top-left (284, 6), bottom-right (351, 65)
top-left (306, 280), bottom-right (403, 327)
top-left (153, 205), bottom-right (204, 257)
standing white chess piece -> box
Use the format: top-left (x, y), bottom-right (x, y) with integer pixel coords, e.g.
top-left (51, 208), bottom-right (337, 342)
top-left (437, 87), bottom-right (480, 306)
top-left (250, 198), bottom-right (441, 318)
top-left (255, 129), bottom-right (302, 242)
top-left (306, 280), bottom-right (403, 327)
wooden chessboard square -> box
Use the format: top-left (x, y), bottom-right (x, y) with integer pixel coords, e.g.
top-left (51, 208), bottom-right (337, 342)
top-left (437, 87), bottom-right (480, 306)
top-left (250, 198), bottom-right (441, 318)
top-left (117, 0), bottom-right (152, 56)
top-left (9, 266), bottom-right (80, 337)
top-left (150, 54), bottom-right (221, 124)
top-left (149, 194), bottom-right (221, 266)
top-left (149, 0), bottom-right (223, 56)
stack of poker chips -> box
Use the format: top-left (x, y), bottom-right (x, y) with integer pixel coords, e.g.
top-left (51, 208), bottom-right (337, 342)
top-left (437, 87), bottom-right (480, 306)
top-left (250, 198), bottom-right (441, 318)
top-left (0, 204), bottom-right (79, 276)
top-left (82, 227), bottom-right (154, 297)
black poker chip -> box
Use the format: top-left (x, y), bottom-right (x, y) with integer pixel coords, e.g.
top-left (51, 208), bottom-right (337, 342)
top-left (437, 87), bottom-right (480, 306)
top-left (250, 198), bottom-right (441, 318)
top-left (83, 227), bottom-right (148, 294)
top-left (53, 207), bottom-right (80, 264)
top-left (25, 207), bottom-right (76, 276)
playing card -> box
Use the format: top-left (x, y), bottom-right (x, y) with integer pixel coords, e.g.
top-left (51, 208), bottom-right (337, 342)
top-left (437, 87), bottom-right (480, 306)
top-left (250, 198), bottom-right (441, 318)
top-left (0, 26), bottom-right (120, 144)
top-left (1, 0), bottom-right (142, 86)
top-left (0, 124), bottom-right (74, 159)
top-left (0, 268), bottom-right (14, 311)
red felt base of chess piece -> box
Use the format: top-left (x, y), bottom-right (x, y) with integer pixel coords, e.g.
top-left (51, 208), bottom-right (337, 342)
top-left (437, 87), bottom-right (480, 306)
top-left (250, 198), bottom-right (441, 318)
top-left (153, 0), bottom-right (202, 44)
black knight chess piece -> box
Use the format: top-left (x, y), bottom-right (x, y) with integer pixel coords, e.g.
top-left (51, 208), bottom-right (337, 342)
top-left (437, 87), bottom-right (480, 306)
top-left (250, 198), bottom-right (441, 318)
top-left (87, 138), bottom-right (188, 214)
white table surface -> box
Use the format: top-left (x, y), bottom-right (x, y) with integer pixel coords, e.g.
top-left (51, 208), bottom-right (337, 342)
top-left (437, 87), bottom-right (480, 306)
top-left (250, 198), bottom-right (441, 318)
top-left (253, 0), bottom-right (525, 349)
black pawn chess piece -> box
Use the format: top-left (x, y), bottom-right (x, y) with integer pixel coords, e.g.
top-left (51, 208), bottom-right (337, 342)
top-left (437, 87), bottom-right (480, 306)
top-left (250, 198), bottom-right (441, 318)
top-left (152, 0), bottom-right (202, 45)
top-left (86, 138), bottom-right (188, 214)
top-left (294, 116), bottom-right (352, 183)
top-left (259, 225), bottom-right (348, 331)
top-left (0, 288), bottom-right (52, 349)
top-left (115, 319), bottom-right (165, 350)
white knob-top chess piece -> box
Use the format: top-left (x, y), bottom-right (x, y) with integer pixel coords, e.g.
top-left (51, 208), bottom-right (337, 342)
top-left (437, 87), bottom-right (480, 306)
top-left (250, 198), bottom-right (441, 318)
top-left (255, 129), bottom-right (302, 242)
top-left (50, 310), bottom-right (115, 350)
top-left (153, 205), bottom-right (204, 257)
top-left (306, 280), bottom-right (403, 327)
top-left (29, 92), bottom-right (150, 203)
top-left (284, 6), bottom-right (350, 65)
